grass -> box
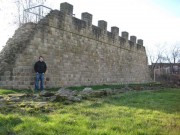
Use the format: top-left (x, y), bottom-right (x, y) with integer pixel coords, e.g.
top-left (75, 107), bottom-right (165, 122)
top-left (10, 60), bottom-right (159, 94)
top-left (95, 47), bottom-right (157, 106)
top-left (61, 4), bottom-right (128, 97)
top-left (0, 82), bottom-right (162, 93)
top-left (0, 89), bottom-right (34, 95)
top-left (67, 82), bottom-right (162, 91)
top-left (0, 89), bottom-right (18, 95)
top-left (0, 88), bottom-right (180, 135)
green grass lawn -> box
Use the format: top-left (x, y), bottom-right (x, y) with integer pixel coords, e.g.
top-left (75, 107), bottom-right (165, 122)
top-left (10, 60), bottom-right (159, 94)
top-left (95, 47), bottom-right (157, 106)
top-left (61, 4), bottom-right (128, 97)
top-left (0, 88), bottom-right (180, 135)
top-left (0, 89), bottom-right (18, 95)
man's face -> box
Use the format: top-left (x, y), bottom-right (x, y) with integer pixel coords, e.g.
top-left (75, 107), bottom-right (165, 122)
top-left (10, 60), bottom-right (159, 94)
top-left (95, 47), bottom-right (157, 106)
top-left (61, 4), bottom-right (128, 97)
top-left (39, 57), bottom-right (43, 62)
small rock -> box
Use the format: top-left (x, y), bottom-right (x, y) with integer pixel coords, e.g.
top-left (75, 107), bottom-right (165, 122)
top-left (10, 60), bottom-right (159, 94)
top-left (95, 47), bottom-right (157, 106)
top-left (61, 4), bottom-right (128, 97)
top-left (67, 96), bottom-right (81, 102)
top-left (81, 87), bottom-right (94, 96)
top-left (39, 91), bottom-right (54, 97)
top-left (76, 95), bottom-right (82, 100)
top-left (119, 86), bottom-right (131, 92)
top-left (113, 89), bottom-right (125, 94)
top-left (50, 95), bottom-right (67, 102)
top-left (36, 102), bottom-right (47, 108)
top-left (9, 97), bottom-right (21, 102)
top-left (8, 94), bottom-right (26, 98)
top-left (103, 88), bottom-right (113, 95)
top-left (0, 103), bottom-right (5, 108)
top-left (0, 98), bottom-right (6, 102)
top-left (82, 87), bottom-right (93, 91)
top-left (56, 88), bottom-right (78, 97)
top-left (49, 96), bottom-right (57, 102)
top-left (91, 90), bottom-right (106, 97)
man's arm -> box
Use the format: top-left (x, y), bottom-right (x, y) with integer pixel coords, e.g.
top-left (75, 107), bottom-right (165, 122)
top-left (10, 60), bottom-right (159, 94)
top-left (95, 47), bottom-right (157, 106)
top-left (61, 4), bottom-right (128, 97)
top-left (34, 62), bottom-right (38, 73)
top-left (44, 62), bottom-right (47, 73)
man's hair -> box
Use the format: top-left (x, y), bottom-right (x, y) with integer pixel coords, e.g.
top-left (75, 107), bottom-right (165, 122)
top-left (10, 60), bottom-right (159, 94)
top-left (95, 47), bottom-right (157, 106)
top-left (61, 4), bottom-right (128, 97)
top-left (39, 56), bottom-right (43, 59)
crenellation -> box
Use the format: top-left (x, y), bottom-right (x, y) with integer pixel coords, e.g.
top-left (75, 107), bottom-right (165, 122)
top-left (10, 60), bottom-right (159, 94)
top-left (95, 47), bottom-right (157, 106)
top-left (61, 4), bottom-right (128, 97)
top-left (60, 2), bottom-right (73, 15)
top-left (111, 26), bottom-right (119, 43)
top-left (111, 26), bottom-right (119, 36)
top-left (98, 20), bottom-right (107, 33)
top-left (0, 2), bottom-right (150, 89)
top-left (137, 39), bottom-right (143, 45)
top-left (130, 36), bottom-right (137, 43)
top-left (38, 7), bottom-right (145, 52)
top-left (121, 31), bottom-right (129, 40)
top-left (81, 12), bottom-right (93, 26)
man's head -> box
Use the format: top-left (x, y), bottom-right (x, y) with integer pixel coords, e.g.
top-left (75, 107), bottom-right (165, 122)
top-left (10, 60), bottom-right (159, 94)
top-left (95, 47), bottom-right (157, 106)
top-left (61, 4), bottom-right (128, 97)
top-left (39, 56), bottom-right (44, 62)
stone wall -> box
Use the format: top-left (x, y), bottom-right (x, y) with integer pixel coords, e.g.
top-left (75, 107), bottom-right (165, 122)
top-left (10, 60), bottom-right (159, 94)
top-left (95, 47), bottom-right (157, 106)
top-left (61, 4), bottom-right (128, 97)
top-left (0, 2), bottom-right (151, 89)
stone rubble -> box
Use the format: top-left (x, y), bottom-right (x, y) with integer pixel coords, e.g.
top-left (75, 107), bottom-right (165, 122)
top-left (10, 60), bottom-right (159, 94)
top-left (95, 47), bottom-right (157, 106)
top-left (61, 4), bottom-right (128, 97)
top-left (0, 84), bottom-right (166, 113)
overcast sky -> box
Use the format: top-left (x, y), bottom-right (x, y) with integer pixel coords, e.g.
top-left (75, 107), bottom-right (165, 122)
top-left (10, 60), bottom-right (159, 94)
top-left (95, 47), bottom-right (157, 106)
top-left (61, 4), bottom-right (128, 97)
top-left (0, 0), bottom-right (180, 57)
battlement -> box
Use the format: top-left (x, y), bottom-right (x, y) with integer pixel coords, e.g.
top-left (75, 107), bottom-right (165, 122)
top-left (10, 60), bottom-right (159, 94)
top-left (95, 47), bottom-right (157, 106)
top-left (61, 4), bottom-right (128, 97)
top-left (38, 2), bottom-right (145, 52)
top-left (63, 3), bottom-right (144, 49)
top-left (0, 2), bottom-right (150, 89)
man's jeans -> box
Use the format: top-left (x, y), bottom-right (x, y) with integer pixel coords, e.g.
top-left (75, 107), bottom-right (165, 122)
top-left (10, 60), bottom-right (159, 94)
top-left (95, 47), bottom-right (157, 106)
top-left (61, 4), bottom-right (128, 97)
top-left (35, 73), bottom-right (44, 92)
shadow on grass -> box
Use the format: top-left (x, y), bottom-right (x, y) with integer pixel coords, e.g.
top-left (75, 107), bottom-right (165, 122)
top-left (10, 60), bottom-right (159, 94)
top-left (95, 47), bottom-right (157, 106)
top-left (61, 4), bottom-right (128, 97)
top-left (0, 115), bottom-right (23, 135)
top-left (103, 89), bottom-right (180, 114)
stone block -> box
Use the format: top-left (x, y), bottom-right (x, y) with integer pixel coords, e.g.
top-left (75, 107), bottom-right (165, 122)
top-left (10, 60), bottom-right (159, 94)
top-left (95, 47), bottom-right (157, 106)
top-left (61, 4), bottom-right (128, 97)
top-left (98, 20), bottom-right (107, 32)
top-left (122, 31), bottom-right (129, 40)
top-left (81, 12), bottom-right (92, 26)
top-left (60, 2), bottom-right (73, 15)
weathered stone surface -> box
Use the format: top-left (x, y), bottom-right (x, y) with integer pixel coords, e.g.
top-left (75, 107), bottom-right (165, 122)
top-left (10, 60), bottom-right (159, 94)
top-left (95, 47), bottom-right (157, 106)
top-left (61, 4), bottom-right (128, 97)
top-left (80, 87), bottom-right (94, 98)
top-left (8, 94), bottom-right (27, 98)
top-left (122, 86), bottom-right (133, 91)
top-left (50, 88), bottom-right (80, 102)
top-left (39, 91), bottom-right (54, 97)
top-left (81, 87), bottom-right (93, 94)
top-left (36, 102), bottom-right (48, 108)
top-left (8, 97), bottom-right (21, 102)
top-left (91, 90), bottom-right (106, 97)
top-left (56, 88), bottom-right (78, 97)
top-left (98, 88), bottom-right (111, 95)
top-left (0, 2), bottom-right (151, 89)
top-left (0, 103), bottom-right (5, 108)
top-left (49, 96), bottom-right (58, 102)
top-left (0, 98), bottom-right (6, 102)
top-left (67, 96), bottom-right (81, 102)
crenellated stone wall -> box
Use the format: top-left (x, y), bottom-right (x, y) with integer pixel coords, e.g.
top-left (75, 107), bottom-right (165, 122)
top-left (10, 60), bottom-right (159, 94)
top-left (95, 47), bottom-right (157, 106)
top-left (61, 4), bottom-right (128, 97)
top-left (0, 2), bottom-right (151, 89)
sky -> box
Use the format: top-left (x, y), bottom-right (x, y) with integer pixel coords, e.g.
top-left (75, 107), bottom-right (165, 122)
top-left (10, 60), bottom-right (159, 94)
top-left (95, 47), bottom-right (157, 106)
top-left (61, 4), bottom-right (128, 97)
top-left (0, 0), bottom-right (180, 60)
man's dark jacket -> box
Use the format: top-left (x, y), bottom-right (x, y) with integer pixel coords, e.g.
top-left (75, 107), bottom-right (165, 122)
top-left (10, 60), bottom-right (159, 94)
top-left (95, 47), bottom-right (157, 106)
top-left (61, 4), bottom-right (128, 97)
top-left (34, 61), bottom-right (47, 73)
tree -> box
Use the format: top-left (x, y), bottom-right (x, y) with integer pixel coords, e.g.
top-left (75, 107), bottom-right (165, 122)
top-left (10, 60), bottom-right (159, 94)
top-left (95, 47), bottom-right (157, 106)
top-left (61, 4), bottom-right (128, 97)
top-left (147, 45), bottom-right (166, 72)
top-left (15, 0), bottom-right (46, 26)
top-left (166, 45), bottom-right (180, 64)
top-left (165, 45), bottom-right (180, 74)
top-left (148, 43), bottom-right (180, 85)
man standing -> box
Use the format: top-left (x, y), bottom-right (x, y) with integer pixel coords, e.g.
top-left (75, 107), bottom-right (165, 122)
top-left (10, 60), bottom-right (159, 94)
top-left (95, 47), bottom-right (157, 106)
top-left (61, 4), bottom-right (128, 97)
top-left (34, 56), bottom-right (47, 92)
